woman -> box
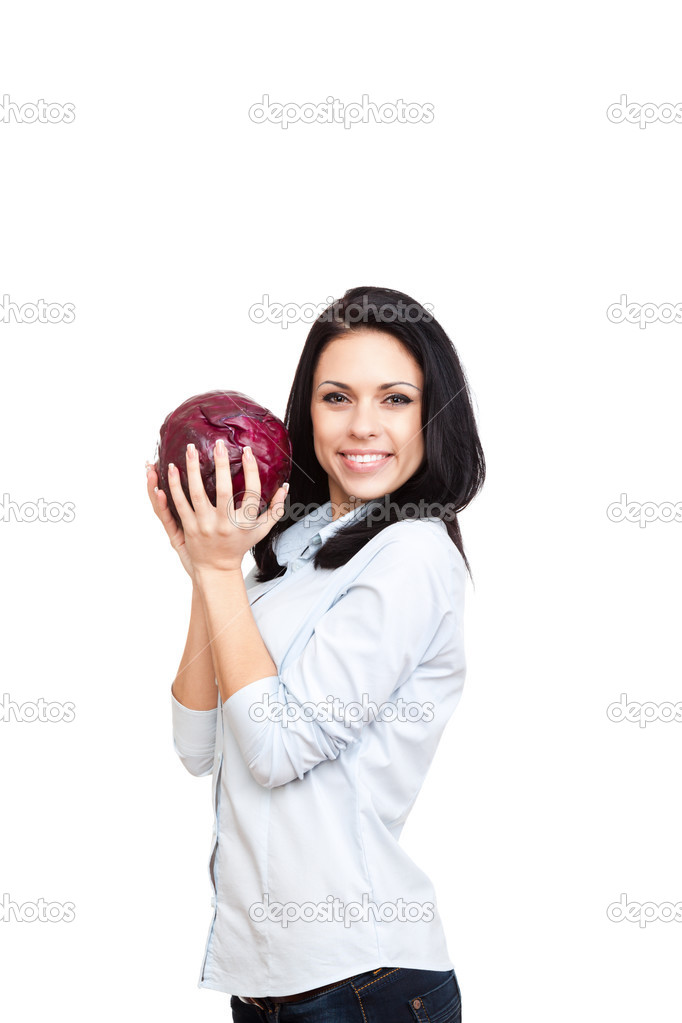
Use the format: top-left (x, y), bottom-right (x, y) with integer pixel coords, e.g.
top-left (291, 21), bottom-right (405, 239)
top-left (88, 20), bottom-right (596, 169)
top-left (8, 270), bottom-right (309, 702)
top-left (145, 286), bottom-right (485, 1022)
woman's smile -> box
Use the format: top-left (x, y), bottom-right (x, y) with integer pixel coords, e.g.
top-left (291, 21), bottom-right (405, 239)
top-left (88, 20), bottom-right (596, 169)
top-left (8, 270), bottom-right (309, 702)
top-left (338, 451), bottom-right (394, 472)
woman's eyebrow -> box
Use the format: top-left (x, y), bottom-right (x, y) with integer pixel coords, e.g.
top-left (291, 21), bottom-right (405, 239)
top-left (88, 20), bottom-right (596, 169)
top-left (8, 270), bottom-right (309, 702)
top-left (316, 380), bottom-right (422, 392)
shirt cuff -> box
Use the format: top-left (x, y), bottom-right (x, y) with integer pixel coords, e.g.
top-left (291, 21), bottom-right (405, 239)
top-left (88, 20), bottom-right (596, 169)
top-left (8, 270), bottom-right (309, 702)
top-left (171, 688), bottom-right (218, 758)
top-left (222, 674), bottom-right (280, 763)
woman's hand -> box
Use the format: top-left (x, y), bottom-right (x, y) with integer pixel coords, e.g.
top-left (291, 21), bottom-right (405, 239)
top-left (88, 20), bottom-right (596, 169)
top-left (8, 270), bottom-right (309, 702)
top-left (164, 439), bottom-right (288, 576)
top-left (146, 462), bottom-right (197, 582)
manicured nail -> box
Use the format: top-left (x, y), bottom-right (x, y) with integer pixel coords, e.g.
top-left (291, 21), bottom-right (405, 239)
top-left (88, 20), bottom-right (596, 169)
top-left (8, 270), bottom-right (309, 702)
top-left (187, 443), bottom-right (196, 460)
top-left (282, 482), bottom-right (289, 493)
top-left (168, 463), bottom-right (176, 474)
top-left (216, 438), bottom-right (226, 455)
top-left (243, 445), bottom-right (253, 460)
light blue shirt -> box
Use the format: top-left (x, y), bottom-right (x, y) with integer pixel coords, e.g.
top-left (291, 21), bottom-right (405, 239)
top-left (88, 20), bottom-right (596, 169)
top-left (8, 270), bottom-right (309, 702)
top-left (171, 499), bottom-right (467, 998)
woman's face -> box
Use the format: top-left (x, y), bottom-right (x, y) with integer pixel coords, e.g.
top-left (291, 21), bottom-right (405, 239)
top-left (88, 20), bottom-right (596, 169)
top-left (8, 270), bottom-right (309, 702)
top-left (310, 329), bottom-right (425, 519)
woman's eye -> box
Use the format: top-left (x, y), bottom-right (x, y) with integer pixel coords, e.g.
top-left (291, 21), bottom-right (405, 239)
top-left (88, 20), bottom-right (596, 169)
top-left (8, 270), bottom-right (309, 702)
top-left (322, 393), bottom-right (412, 406)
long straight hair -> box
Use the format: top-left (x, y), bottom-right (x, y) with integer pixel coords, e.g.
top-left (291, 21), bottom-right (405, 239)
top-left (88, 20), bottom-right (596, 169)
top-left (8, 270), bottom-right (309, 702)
top-left (252, 285), bottom-right (485, 582)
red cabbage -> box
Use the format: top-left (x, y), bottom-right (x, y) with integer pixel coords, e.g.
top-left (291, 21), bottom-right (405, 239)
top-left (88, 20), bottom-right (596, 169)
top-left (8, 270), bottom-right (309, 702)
top-left (153, 390), bottom-right (292, 527)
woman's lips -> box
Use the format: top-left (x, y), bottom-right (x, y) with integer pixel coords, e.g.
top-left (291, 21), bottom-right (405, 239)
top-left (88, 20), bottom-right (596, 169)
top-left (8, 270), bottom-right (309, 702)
top-left (338, 453), bottom-right (393, 473)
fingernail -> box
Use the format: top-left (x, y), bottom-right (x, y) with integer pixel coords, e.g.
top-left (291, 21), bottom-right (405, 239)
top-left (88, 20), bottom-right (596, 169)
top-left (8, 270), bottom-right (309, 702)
top-left (187, 443), bottom-right (196, 460)
top-left (216, 438), bottom-right (226, 455)
top-left (243, 445), bottom-right (253, 461)
top-left (282, 482), bottom-right (290, 494)
top-left (168, 463), bottom-right (175, 474)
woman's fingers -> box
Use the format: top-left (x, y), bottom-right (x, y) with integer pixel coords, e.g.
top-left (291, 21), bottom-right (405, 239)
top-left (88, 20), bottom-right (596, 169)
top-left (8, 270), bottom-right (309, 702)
top-left (184, 443), bottom-right (211, 517)
top-left (146, 466), bottom-right (183, 542)
top-left (146, 465), bottom-right (165, 517)
top-left (238, 446), bottom-right (263, 528)
top-left (252, 480), bottom-right (289, 537)
top-left (268, 482), bottom-right (289, 522)
top-left (167, 458), bottom-right (195, 528)
top-left (214, 439), bottom-right (234, 520)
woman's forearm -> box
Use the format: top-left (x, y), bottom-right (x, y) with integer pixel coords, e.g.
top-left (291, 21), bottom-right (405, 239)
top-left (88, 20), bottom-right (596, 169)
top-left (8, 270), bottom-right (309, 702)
top-left (194, 567), bottom-right (278, 705)
top-left (171, 584), bottom-right (219, 710)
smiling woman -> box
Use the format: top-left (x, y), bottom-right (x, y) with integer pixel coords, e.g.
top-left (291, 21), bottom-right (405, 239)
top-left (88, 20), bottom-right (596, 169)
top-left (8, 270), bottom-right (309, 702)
top-left (254, 285), bottom-right (485, 580)
top-left (151, 285), bottom-right (485, 1023)
top-left (311, 330), bottom-right (426, 518)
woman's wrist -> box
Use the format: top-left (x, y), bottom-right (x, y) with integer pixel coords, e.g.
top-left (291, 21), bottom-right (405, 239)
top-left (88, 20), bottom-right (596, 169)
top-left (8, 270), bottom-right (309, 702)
top-left (194, 565), bottom-right (243, 587)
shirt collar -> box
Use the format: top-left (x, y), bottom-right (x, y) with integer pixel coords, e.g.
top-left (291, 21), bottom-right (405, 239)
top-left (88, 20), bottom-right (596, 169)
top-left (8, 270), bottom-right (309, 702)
top-left (275, 500), bottom-right (370, 566)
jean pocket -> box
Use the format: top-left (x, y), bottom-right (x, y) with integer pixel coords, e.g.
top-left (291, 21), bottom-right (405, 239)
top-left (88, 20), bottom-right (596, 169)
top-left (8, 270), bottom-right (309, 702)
top-left (230, 994), bottom-right (269, 1021)
top-left (407, 970), bottom-right (461, 1023)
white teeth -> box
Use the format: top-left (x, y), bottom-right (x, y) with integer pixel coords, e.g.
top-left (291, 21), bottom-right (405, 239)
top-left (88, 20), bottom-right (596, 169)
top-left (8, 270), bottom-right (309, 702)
top-left (343, 453), bottom-right (389, 463)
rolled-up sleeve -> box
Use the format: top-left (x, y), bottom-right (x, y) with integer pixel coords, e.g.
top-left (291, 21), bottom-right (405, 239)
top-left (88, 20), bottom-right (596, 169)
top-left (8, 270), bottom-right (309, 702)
top-left (171, 688), bottom-right (218, 777)
top-left (223, 524), bottom-right (465, 789)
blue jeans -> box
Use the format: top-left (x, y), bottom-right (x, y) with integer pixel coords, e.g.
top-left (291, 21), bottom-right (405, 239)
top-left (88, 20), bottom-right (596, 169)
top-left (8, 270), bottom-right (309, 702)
top-left (230, 965), bottom-right (461, 1022)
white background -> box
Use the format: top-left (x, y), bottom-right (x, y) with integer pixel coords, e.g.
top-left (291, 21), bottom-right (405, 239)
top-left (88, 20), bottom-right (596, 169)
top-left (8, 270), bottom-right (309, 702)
top-left (1, 2), bottom-right (681, 1020)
